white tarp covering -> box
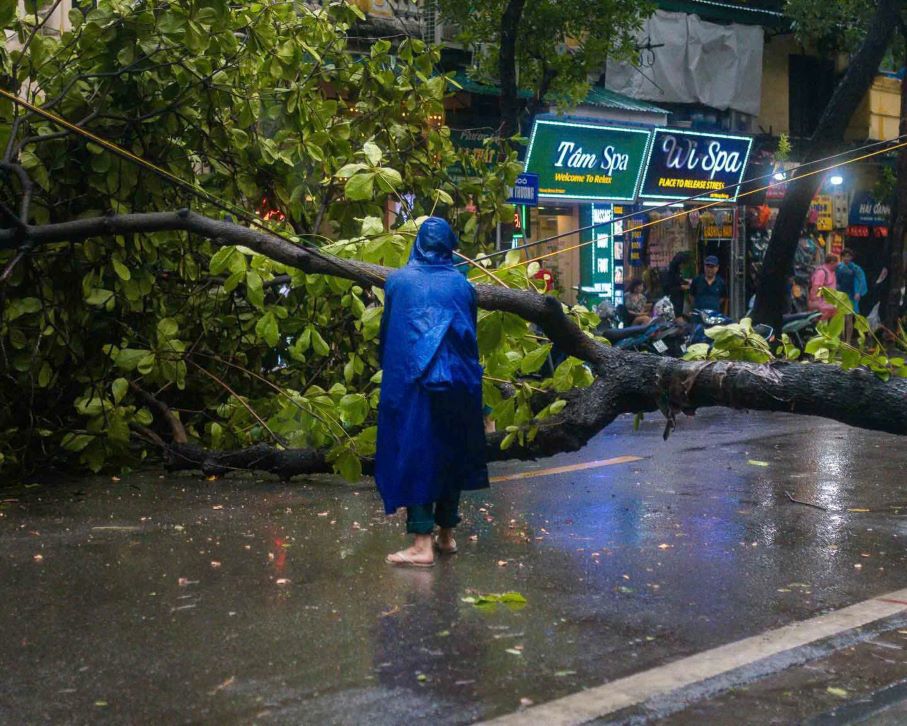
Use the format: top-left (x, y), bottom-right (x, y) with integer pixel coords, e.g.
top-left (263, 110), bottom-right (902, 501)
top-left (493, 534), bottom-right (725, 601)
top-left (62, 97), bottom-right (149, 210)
top-left (605, 10), bottom-right (764, 116)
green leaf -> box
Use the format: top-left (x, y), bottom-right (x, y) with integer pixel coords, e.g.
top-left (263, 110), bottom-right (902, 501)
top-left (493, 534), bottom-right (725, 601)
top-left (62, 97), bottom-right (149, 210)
top-left (85, 288), bottom-right (114, 306)
top-left (113, 348), bottom-right (150, 372)
top-left (311, 328), bottom-right (330, 356)
top-left (336, 162), bottom-right (368, 178)
top-left (210, 246), bottom-right (245, 276)
top-left (339, 393), bottom-right (369, 426)
top-left (519, 344), bottom-right (552, 374)
top-left (255, 312), bottom-right (280, 347)
top-left (334, 449), bottom-right (362, 481)
top-left (157, 317), bottom-right (179, 340)
top-left (61, 433), bottom-right (94, 452)
top-left (362, 141), bottom-right (382, 165)
top-left (344, 172), bottom-right (375, 201)
top-left (112, 259), bottom-right (131, 281)
top-left (375, 167), bottom-right (403, 192)
top-left (245, 270), bottom-right (264, 310)
top-left (433, 188), bottom-right (454, 206)
top-left (111, 378), bottom-right (129, 405)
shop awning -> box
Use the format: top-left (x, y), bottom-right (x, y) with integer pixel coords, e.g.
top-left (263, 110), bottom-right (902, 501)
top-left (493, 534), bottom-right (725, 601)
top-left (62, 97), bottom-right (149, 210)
top-left (656, 0), bottom-right (790, 28)
top-left (448, 72), bottom-right (667, 114)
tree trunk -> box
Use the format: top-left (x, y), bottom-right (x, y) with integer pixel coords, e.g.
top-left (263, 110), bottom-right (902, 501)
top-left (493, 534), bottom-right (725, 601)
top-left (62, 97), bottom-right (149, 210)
top-left (498, 0), bottom-right (527, 135)
top-left (752, 0), bottom-right (901, 331)
top-left (4, 209), bottom-right (907, 479)
top-left (884, 26), bottom-right (907, 330)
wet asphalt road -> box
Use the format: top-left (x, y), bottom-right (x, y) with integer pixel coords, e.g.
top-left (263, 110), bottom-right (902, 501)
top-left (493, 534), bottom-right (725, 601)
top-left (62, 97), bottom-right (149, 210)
top-left (1, 408), bottom-right (906, 724)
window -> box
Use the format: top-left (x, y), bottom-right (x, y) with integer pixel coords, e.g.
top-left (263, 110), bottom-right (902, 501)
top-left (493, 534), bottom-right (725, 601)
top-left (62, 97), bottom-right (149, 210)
top-left (789, 54), bottom-right (835, 139)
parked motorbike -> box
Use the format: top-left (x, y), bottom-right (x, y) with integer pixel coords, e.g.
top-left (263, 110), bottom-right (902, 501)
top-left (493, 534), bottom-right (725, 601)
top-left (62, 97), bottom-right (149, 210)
top-left (688, 308), bottom-right (774, 346)
top-left (597, 298), bottom-right (688, 356)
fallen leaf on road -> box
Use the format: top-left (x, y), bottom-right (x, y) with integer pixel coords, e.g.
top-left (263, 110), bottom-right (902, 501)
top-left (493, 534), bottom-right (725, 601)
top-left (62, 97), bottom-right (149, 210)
top-left (33, 554), bottom-right (43, 562)
top-left (497, 560), bottom-right (508, 567)
top-left (848, 508), bottom-right (871, 512)
top-left (747, 460), bottom-right (769, 467)
top-left (554, 670), bottom-right (577, 677)
top-left (505, 648), bottom-right (523, 656)
top-left (827, 687), bottom-right (848, 698)
top-left (380, 606), bottom-right (400, 618)
top-left (519, 697), bottom-right (533, 707)
top-left (276, 578), bottom-right (290, 585)
top-left (416, 673), bottom-right (427, 682)
top-left (208, 676), bottom-right (235, 695)
top-left (210, 561), bottom-right (221, 569)
top-left (317, 512), bottom-right (329, 517)
top-left (657, 543), bottom-right (671, 550)
top-left (462, 591), bottom-right (527, 607)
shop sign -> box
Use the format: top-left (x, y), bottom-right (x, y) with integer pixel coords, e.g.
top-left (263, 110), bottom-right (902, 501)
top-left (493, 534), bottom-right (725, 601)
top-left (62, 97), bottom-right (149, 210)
top-left (848, 191), bottom-right (891, 227)
top-left (640, 129), bottom-right (752, 202)
top-left (448, 127), bottom-right (505, 178)
top-left (579, 203), bottom-right (628, 304)
top-left (524, 119), bottom-right (652, 202)
top-left (811, 195), bottom-right (833, 232)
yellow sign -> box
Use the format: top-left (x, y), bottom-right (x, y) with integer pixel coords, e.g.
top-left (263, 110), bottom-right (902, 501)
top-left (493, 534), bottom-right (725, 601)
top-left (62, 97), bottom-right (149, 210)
top-left (812, 195), bottom-right (833, 232)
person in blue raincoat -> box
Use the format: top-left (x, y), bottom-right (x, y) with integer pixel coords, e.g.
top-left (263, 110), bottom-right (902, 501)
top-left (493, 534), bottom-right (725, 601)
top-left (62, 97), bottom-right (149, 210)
top-left (376, 217), bottom-right (489, 567)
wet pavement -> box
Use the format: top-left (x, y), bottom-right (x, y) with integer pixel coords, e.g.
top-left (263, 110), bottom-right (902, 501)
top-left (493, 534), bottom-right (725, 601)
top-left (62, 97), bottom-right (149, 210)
top-left (1, 408), bottom-right (906, 724)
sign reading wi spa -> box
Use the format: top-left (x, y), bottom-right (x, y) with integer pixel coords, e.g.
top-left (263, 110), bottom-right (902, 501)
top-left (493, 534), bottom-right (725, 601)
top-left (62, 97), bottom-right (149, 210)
top-left (524, 120), bottom-right (652, 202)
top-left (640, 129), bottom-right (752, 202)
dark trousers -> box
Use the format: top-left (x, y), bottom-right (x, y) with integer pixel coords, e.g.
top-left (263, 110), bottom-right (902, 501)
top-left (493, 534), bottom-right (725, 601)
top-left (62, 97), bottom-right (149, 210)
top-left (406, 490), bottom-right (461, 534)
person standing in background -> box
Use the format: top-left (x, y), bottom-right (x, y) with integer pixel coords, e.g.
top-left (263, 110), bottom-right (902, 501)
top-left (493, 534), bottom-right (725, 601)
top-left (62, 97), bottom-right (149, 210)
top-left (808, 254), bottom-right (838, 321)
top-left (689, 255), bottom-right (728, 314)
top-left (836, 249), bottom-right (868, 343)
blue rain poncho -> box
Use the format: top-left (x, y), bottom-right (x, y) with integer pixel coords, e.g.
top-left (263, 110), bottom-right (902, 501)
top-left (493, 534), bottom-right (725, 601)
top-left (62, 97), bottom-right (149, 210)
top-left (375, 217), bottom-right (489, 514)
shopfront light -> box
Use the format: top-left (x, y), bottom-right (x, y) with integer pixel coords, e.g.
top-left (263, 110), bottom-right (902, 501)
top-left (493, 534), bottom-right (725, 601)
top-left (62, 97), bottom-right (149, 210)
top-left (772, 172), bottom-right (786, 182)
top-left (829, 174), bottom-right (844, 186)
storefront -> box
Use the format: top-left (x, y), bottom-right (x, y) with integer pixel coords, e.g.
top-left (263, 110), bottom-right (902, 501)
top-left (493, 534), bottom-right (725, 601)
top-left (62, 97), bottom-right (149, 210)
top-left (522, 117), bottom-right (653, 306)
top-left (637, 128), bottom-right (753, 317)
top-left (745, 162), bottom-right (887, 314)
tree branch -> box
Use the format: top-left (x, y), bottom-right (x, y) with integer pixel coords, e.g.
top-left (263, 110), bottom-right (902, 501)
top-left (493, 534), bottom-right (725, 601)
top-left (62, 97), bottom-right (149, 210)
top-left (4, 208), bottom-right (906, 482)
top-left (128, 381), bottom-right (188, 444)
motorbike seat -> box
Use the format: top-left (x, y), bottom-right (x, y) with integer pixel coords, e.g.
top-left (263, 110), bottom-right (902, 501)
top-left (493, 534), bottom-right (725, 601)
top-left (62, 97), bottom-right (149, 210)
top-left (782, 311), bottom-right (819, 324)
top-left (599, 323), bottom-right (652, 342)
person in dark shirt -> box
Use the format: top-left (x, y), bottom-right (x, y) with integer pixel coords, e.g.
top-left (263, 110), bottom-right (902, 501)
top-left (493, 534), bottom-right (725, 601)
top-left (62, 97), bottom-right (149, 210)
top-left (689, 255), bottom-right (728, 313)
top-left (663, 251), bottom-right (692, 319)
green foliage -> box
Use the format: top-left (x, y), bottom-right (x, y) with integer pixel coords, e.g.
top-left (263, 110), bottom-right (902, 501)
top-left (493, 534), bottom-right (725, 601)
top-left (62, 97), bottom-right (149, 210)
top-left (0, 0), bottom-right (526, 479)
top-left (785, 0), bottom-right (904, 62)
top-left (684, 288), bottom-right (907, 381)
top-left (437, 0), bottom-right (652, 109)
top-left (683, 318), bottom-right (775, 364)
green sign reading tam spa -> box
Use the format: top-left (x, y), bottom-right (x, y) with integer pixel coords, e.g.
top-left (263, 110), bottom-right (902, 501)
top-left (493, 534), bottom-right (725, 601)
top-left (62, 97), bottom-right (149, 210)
top-left (524, 119), bottom-right (652, 202)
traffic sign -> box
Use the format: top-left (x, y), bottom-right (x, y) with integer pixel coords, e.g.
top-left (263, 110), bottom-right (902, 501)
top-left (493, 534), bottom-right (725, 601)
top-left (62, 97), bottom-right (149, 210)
top-left (507, 172), bottom-right (539, 206)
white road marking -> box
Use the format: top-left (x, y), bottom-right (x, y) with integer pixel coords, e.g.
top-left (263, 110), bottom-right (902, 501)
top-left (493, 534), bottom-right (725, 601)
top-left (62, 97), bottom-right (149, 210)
top-left (482, 587), bottom-right (907, 726)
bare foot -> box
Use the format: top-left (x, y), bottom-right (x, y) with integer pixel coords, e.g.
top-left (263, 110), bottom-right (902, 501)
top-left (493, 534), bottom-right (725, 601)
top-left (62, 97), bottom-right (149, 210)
top-left (435, 528), bottom-right (458, 554)
top-left (386, 535), bottom-right (434, 567)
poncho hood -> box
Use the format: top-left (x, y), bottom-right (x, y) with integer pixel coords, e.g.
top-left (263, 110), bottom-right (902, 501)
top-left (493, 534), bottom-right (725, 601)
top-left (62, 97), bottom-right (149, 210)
top-left (409, 217), bottom-right (458, 266)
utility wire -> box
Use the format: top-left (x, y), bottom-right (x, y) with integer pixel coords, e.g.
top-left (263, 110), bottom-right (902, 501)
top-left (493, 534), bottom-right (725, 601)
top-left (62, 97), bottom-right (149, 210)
top-left (0, 87), bottom-right (387, 284)
top-left (2, 87), bottom-right (903, 288)
top-left (465, 134), bottom-right (907, 269)
top-left (497, 137), bottom-right (907, 273)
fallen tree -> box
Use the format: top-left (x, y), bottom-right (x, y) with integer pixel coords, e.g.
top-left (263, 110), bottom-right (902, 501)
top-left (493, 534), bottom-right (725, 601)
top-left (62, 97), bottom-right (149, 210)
top-left (4, 209), bottom-right (905, 479)
top-left (2, 0), bottom-right (906, 482)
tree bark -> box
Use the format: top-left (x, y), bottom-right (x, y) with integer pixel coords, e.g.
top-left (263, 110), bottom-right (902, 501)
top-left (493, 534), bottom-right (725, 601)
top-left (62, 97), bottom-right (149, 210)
top-left (752, 0), bottom-right (901, 331)
top-left (884, 25), bottom-right (907, 329)
top-left (4, 208), bottom-right (907, 480)
top-left (498, 0), bottom-right (527, 135)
